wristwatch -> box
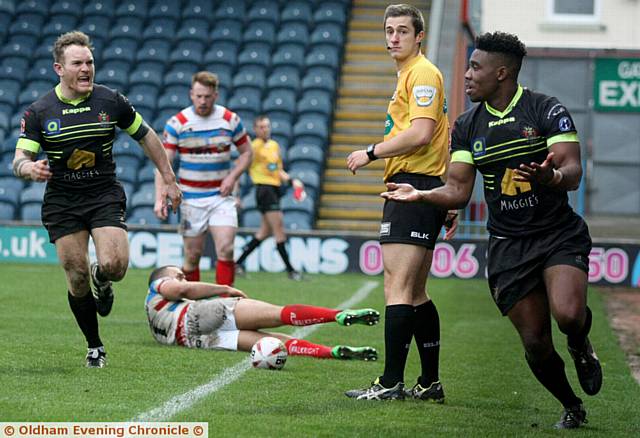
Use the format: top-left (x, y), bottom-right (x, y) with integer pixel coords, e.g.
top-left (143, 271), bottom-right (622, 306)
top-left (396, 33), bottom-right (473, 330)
top-left (366, 143), bottom-right (378, 161)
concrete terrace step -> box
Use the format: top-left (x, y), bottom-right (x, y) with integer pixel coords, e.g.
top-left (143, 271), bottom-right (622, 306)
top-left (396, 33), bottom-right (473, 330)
top-left (323, 181), bottom-right (385, 194)
top-left (331, 133), bottom-right (384, 144)
top-left (334, 111), bottom-right (385, 121)
top-left (319, 207), bottom-right (382, 220)
top-left (321, 193), bottom-right (384, 206)
top-left (316, 219), bottom-right (380, 232)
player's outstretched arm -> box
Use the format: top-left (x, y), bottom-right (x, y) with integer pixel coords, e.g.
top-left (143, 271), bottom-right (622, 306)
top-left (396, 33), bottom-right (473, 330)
top-left (381, 161), bottom-right (476, 210)
top-left (13, 149), bottom-right (52, 182)
top-left (158, 278), bottom-right (247, 301)
top-left (513, 141), bottom-right (583, 191)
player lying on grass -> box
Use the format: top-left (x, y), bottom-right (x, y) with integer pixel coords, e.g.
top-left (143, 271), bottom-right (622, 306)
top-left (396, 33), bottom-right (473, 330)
top-left (146, 265), bottom-right (379, 360)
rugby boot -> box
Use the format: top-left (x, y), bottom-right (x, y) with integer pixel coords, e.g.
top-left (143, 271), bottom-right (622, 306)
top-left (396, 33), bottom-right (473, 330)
top-left (568, 337), bottom-right (602, 395)
top-left (336, 308), bottom-right (380, 326)
top-left (345, 377), bottom-right (405, 400)
top-left (554, 404), bottom-right (587, 429)
top-left (404, 379), bottom-right (445, 403)
top-left (86, 347), bottom-right (106, 368)
top-left (331, 346), bottom-right (378, 361)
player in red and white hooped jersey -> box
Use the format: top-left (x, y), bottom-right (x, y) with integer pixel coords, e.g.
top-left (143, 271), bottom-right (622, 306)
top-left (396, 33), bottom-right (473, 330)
top-left (155, 71), bottom-right (253, 286)
top-left (145, 265), bottom-right (380, 361)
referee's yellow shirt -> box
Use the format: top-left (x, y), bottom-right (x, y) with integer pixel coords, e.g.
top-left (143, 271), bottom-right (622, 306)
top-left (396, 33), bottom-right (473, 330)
top-left (249, 138), bottom-right (283, 186)
top-left (383, 54), bottom-right (450, 181)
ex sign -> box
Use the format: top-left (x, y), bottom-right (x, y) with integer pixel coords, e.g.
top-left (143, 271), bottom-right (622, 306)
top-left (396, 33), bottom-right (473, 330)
top-left (594, 58), bottom-right (640, 112)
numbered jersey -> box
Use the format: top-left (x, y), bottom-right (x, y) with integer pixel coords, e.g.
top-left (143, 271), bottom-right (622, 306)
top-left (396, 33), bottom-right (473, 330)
top-left (451, 86), bottom-right (580, 237)
top-left (145, 277), bottom-right (191, 345)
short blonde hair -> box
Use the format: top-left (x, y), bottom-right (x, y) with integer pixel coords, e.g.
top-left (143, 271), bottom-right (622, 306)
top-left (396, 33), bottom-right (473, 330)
top-left (53, 31), bottom-right (93, 64)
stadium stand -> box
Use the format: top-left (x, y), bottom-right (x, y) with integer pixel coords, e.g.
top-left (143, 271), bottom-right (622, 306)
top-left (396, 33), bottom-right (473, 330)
top-left (0, 0), bottom-right (353, 229)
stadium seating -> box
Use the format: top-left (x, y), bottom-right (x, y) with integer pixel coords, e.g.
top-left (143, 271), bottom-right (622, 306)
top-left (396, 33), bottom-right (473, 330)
top-left (313, 2), bottom-right (348, 26)
top-left (83, 0), bottom-right (116, 18)
top-left (128, 206), bottom-right (162, 225)
top-left (238, 43), bottom-right (271, 70)
top-left (115, 0), bottom-right (148, 20)
top-left (149, 0), bottom-right (180, 21)
top-left (215, 0), bottom-right (246, 21)
top-left (41, 15), bottom-right (78, 40)
top-left (109, 17), bottom-right (144, 42)
top-left (283, 210), bottom-right (313, 230)
top-left (183, 0), bottom-right (214, 20)
top-left (271, 44), bottom-right (305, 70)
top-left (267, 66), bottom-right (301, 94)
top-left (142, 18), bottom-right (177, 43)
top-left (262, 90), bottom-right (297, 119)
top-left (281, 2), bottom-right (313, 25)
top-left (310, 23), bottom-right (345, 49)
top-left (297, 90), bottom-right (333, 120)
top-left (287, 144), bottom-right (325, 173)
top-left (247, 1), bottom-right (280, 25)
top-left (302, 67), bottom-right (336, 93)
top-left (19, 203), bottom-right (42, 222)
top-left (241, 209), bottom-right (262, 228)
top-left (0, 202), bottom-right (16, 220)
top-left (243, 21), bottom-right (276, 47)
top-left (176, 18), bottom-right (210, 44)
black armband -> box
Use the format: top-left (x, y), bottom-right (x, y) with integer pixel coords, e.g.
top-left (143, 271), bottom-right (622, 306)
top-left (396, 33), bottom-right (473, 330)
top-left (366, 143), bottom-right (378, 161)
top-left (131, 120), bottom-right (150, 142)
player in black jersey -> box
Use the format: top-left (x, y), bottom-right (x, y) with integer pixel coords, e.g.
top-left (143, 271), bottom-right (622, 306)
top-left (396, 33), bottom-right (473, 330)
top-left (12, 31), bottom-right (182, 368)
top-left (382, 32), bottom-right (601, 429)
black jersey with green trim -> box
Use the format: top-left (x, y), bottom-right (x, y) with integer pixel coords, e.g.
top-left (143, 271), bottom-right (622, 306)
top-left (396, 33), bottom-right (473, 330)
top-left (18, 84), bottom-right (148, 192)
top-left (451, 87), bottom-right (580, 237)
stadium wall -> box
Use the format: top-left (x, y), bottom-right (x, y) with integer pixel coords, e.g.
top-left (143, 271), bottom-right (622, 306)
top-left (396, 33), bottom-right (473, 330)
top-left (1, 224), bottom-right (639, 288)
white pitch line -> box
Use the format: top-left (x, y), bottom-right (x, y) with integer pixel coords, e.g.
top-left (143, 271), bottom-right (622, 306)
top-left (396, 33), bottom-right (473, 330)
top-left (132, 280), bottom-right (379, 422)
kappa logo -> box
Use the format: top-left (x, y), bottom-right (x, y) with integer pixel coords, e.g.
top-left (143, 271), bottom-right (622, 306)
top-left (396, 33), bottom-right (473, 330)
top-left (413, 85), bottom-right (436, 107)
top-left (66, 148), bottom-right (95, 170)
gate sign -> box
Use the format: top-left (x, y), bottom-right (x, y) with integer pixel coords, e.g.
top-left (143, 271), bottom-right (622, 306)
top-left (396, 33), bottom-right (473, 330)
top-left (594, 58), bottom-right (640, 112)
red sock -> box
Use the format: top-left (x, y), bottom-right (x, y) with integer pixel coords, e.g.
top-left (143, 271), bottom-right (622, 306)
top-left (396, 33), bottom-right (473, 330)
top-left (216, 259), bottom-right (234, 286)
top-left (280, 305), bottom-right (340, 326)
top-left (285, 339), bottom-right (333, 359)
top-left (183, 267), bottom-right (200, 281)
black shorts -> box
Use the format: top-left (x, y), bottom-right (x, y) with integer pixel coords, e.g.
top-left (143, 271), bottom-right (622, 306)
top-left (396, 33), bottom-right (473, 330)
top-left (255, 184), bottom-right (281, 213)
top-left (487, 215), bottom-right (592, 315)
top-left (42, 181), bottom-right (128, 243)
top-left (380, 173), bottom-right (447, 249)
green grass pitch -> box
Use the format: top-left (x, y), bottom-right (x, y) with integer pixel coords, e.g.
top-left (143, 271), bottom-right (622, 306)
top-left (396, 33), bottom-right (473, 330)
top-left (0, 263), bottom-right (638, 436)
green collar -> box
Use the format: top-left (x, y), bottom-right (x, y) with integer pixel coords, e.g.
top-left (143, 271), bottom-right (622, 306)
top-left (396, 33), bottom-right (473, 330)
top-left (55, 84), bottom-right (91, 105)
top-left (485, 85), bottom-right (523, 118)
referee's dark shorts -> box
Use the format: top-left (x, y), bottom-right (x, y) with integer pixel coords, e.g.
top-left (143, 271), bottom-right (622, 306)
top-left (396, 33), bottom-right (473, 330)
top-left (255, 184), bottom-right (281, 213)
top-left (487, 214), bottom-right (592, 315)
top-left (380, 172), bottom-right (448, 249)
top-left (42, 181), bottom-right (128, 243)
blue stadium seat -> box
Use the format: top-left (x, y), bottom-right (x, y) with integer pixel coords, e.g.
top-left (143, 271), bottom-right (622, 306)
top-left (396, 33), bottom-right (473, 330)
top-left (232, 68), bottom-right (267, 94)
top-left (228, 89), bottom-right (262, 114)
top-left (310, 23), bottom-right (345, 48)
top-left (78, 15), bottom-right (112, 42)
top-left (94, 62), bottom-right (130, 90)
top-left (142, 18), bottom-right (177, 43)
top-left (301, 66), bottom-right (336, 93)
top-left (1, 36), bottom-right (38, 60)
top-left (241, 209), bottom-right (262, 228)
top-left (0, 0), bottom-right (15, 15)
top-left (283, 210), bottom-right (313, 230)
top-left (20, 184), bottom-right (46, 205)
top-left (0, 182), bottom-right (21, 207)
top-left (114, 134), bottom-right (145, 160)
top-left (18, 82), bottom-right (52, 107)
top-left (153, 109), bottom-right (178, 134)
top-left (293, 115), bottom-right (328, 146)
top-left (115, 161), bottom-right (139, 185)
top-left (0, 12), bottom-right (10, 43)
top-left (169, 41), bottom-right (204, 69)
top-left (267, 66), bottom-right (301, 94)
top-left (26, 60), bottom-right (57, 85)
top-left (238, 172), bottom-right (253, 197)
top-left (0, 202), bottom-right (16, 220)
top-left (288, 168), bottom-right (320, 200)
top-left (215, 0), bottom-right (246, 21)
top-left (243, 21), bottom-right (276, 46)
top-left (281, 190), bottom-right (314, 214)
top-left (240, 188), bottom-right (257, 211)
top-left (130, 185), bottom-right (155, 208)
top-left (0, 60), bottom-right (26, 84)
top-left (83, 0), bottom-right (115, 17)
top-left (202, 64), bottom-right (233, 90)
top-left (0, 79), bottom-right (20, 108)
top-left (271, 44), bottom-right (305, 70)
top-left (149, 0), bottom-right (181, 21)
top-left (20, 203), bottom-right (42, 222)
top-left (276, 23), bottom-right (309, 49)
top-left (129, 66), bottom-right (163, 89)
top-left (115, 0), bottom-right (148, 20)
top-left (305, 46), bottom-right (341, 70)
top-left (109, 17), bottom-right (144, 42)
top-left (136, 40), bottom-right (171, 69)
top-left (281, 1), bottom-right (313, 25)
top-left (128, 206), bottom-right (162, 225)
top-left (238, 43), bottom-right (271, 70)
top-left (0, 156), bottom-right (13, 178)
top-left (42, 15), bottom-right (79, 40)
top-left (164, 68), bottom-right (196, 88)
top-left (247, 1), bottom-right (280, 25)
top-left (157, 89), bottom-right (191, 113)
top-left (137, 163), bottom-right (156, 185)
top-left (12, 14), bottom-right (46, 34)
top-left (203, 42), bottom-right (239, 71)
top-left (287, 144), bottom-right (324, 173)
top-left (209, 20), bottom-right (243, 46)
top-left (270, 117), bottom-right (293, 141)
top-left (262, 90), bottom-right (296, 119)
top-left (297, 90), bottom-right (333, 120)
top-left (128, 86), bottom-right (158, 121)
top-left (176, 18), bottom-right (210, 44)
top-left (216, 88), bottom-right (229, 107)
top-left (313, 2), bottom-right (347, 26)
top-left (49, 0), bottom-right (80, 16)
top-left (182, 0), bottom-right (214, 20)
top-left (102, 40), bottom-right (138, 64)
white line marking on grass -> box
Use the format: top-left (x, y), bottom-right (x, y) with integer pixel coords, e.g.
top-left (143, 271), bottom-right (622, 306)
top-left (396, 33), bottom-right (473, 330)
top-left (132, 280), bottom-right (379, 421)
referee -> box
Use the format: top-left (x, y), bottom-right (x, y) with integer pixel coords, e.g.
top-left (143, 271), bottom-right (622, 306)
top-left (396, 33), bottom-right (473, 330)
top-left (346, 4), bottom-right (456, 401)
top-left (12, 31), bottom-right (181, 368)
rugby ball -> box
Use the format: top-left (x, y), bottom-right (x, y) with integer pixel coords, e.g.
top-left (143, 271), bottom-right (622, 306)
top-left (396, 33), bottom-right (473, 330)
top-left (250, 337), bottom-right (288, 370)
